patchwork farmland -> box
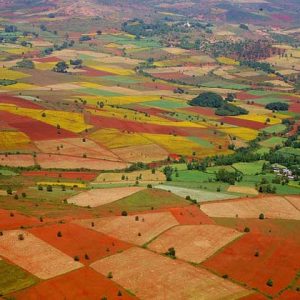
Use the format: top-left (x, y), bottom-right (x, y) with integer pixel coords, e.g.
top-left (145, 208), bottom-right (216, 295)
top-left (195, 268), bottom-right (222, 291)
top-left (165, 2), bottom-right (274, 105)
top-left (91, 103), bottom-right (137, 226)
top-left (0, 0), bottom-right (300, 299)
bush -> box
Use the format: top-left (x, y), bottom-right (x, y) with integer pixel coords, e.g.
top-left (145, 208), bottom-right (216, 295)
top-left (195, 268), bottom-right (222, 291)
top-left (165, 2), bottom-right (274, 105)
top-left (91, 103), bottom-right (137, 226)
top-left (259, 213), bottom-right (265, 220)
top-left (47, 185), bottom-right (53, 192)
top-left (244, 227), bottom-right (250, 233)
top-left (18, 233), bottom-right (24, 241)
top-left (57, 231), bottom-right (62, 237)
top-left (266, 279), bottom-right (273, 287)
top-left (107, 272), bottom-right (113, 279)
top-left (121, 211), bottom-right (128, 216)
top-left (74, 256), bottom-right (80, 261)
top-left (165, 247), bottom-right (176, 259)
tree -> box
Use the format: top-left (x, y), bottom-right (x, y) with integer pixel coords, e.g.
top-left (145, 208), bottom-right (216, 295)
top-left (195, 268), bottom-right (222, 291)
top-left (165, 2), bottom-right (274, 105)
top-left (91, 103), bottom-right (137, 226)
top-left (265, 102), bottom-right (289, 111)
top-left (16, 59), bottom-right (35, 69)
top-left (6, 188), bottom-right (12, 195)
top-left (266, 279), bottom-right (273, 287)
top-left (47, 185), bottom-right (53, 192)
top-left (57, 231), bottom-right (62, 237)
top-left (163, 166), bottom-right (173, 181)
top-left (190, 92), bottom-right (224, 108)
top-left (165, 247), bottom-right (176, 259)
top-left (53, 61), bottom-right (69, 73)
top-left (259, 213), bottom-right (265, 220)
top-left (121, 211), bottom-right (128, 216)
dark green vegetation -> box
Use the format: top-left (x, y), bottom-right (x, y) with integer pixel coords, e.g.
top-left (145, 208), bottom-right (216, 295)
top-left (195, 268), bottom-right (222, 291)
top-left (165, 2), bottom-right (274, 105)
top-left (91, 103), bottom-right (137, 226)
top-left (189, 92), bottom-right (248, 116)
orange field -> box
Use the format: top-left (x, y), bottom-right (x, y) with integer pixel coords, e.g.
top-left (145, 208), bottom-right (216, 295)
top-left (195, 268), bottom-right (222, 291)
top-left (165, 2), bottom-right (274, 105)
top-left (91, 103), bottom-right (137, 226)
top-left (91, 247), bottom-right (251, 300)
top-left (28, 223), bottom-right (132, 264)
top-left (0, 154), bottom-right (35, 167)
top-left (67, 187), bottom-right (144, 207)
top-left (203, 233), bottom-right (300, 296)
top-left (13, 267), bottom-right (136, 300)
top-left (74, 212), bottom-right (179, 245)
top-left (0, 230), bottom-right (82, 279)
top-left (148, 225), bottom-right (243, 263)
top-left (200, 196), bottom-right (300, 220)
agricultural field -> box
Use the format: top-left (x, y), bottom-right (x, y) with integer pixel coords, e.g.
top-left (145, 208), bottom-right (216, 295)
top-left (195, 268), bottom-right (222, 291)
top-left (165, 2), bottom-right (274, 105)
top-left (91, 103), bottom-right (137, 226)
top-left (0, 0), bottom-right (300, 299)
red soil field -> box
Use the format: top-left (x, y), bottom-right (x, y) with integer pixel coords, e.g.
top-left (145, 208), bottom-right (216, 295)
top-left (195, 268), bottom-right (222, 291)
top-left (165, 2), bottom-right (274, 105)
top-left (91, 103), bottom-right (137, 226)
top-left (289, 102), bottom-right (300, 113)
top-left (0, 209), bottom-right (40, 230)
top-left (143, 81), bottom-right (174, 91)
top-left (183, 106), bottom-right (216, 117)
top-left (81, 67), bottom-right (115, 77)
top-left (279, 290), bottom-right (300, 299)
top-left (13, 267), bottom-right (136, 300)
top-left (34, 57), bottom-right (61, 63)
top-left (240, 294), bottom-right (267, 300)
top-left (170, 206), bottom-right (214, 225)
top-left (203, 233), bottom-right (300, 296)
top-left (236, 92), bottom-right (261, 101)
top-left (29, 223), bottom-right (132, 264)
top-left (220, 116), bottom-right (266, 130)
top-left (0, 111), bottom-right (76, 140)
top-left (22, 170), bottom-right (98, 180)
top-left (0, 94), bottom-right (42, 109)
top-left (90, 114), bottom-right (192, 136)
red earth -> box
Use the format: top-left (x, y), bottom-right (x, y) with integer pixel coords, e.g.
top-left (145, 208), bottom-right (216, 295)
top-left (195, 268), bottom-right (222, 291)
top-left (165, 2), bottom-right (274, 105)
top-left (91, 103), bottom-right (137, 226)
top-left (152, 72), bottom-right (190, 80)
top-left (89, 114), bottom-right (194, 136)
top-left (34, 57), bottom-right (61, 63)
top-left (22, 171), bottom-right (98, 181)
top-left (0, 111), bottom-right (77, 140)
top-left (170, 206), bottom-right (214, 225)
top-left (236, 92), bottom-right (262, 101)
top-left (28, 223), bottom-right (132, 265)
top-left (0, 94), bottom-right (42, 109)
top-left (13, 267), bottom-right (137, 300)
top-left (203, 232), bottom-right (300, 296)
top-left (220, 116), bottom-right (266, 130)
top-left (0, 209), bottom-right (41, 230)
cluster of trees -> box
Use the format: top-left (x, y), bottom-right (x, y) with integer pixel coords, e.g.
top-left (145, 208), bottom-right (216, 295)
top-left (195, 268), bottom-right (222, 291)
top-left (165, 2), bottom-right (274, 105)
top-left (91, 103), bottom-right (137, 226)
top-left (215, 169), bottom-right (242, 185)
top-left (189, 92), bottom-right (248, 116)
top-left (255, 178), bottom-right (276, 194)
top-left (122, 19), bottom-right (170, 38)
top-left (240, 60), bottom-right (274, 74)
top-left (53, 61), bottom-right (68, 73)
top-left (16, 59), bottom-right (35, 69)
top-left (0, 79), bottom-right (17, 86)
top-left (265, 102), bottom-right (289, 111)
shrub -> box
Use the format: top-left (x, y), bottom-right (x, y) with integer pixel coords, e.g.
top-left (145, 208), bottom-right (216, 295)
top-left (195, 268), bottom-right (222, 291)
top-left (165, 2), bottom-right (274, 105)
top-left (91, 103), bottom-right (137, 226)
top-left (107, 272), bottom-right (113, 279)
top-left (165, 247), bottom-right (176, 259)
top-left (57, 231), bottom-right (62, 237)
top-left (121, 211), bottom-right (128, 216)
top-left (18, 234), bottom-right (24, 241)
top-left (266, 279), bottom-right (273, 287)
top-left (74, 256), bottom-right (80, 261)
top-left (259, 213), bottom-right (265, 220)
top-left (244, 227), bottom-right (250, 233)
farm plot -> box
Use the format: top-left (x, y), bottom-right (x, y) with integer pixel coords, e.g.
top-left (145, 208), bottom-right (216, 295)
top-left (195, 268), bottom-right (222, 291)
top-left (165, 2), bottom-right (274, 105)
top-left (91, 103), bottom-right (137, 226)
top-left (13, 267), bottom-right (136, 300)
top-left (156, 185), bottom-right (238, 202)
top-left (284, 195), bottom-right (300, 210)
top-left (0, 209), bottom-right (40, 230)
top-left (74, 212), bottom-right (179, 245)
top-left (67, 187), bottom-right (144, 207)
top-left (91, 247), bottom-right (251, 300)
top-left (227, 186), bottom-right (259, 195)
top-left (148, 225), bottom-right (243, 263)
top-left (170, 206), bottom-right (214, 225)
top-left (259, 137), bottom-right (287, 148)
top-left (0, 230), bottom-right (82, 279)
top-left (0, 111), bottom-right (77, 141)
top-left (89, 128), bottom-right (152, 149)
top-left (94, 169), bottom-right (165, 184)
top-left (22, 171), bottom-right (97, 181)
top-left (203, 233), bottom-right (300, 296)
top-left (94, 188), bottom-right (190, 214)
top-left (0, 260), bottom-right (38, 296)
top-left (29, 223), bottom-right (132, 264)
top-left (35, 138), bottom-right (118, 161)
top-left (36, 154), bottom-right (128, 170)
top-left (0, 105), bottom-right (91, 133)
top-left (0, 154), bottom-right (35, 167)
top-left (0, 131), bottom-right (31, 150)
top-left (232, 161), bottom-right (265, 175)
top-left (0, 94), bottom-right (42, 109)
top-left (200, 196), bottom-right (300, 220)
top-left (219, 127), bottom-right (258, 141)
top-left (112, 144), bottom-right (169, 163)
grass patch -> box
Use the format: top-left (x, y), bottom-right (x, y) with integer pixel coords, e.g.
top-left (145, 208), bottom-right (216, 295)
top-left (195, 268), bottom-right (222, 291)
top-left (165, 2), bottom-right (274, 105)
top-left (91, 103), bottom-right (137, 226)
top-left (232, 160), bottom-right (266, 175)
top-left (261, 124), bottom-right (287, 134)
top-left (0, 260), bottom-right (38, 295)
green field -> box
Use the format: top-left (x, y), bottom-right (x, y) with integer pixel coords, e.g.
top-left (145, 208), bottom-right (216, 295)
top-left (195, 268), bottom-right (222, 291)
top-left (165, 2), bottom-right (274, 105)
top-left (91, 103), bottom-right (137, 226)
top-left (188, 137), bottom-right (214, 148)
top-left (0, 260), bottom-right (38, 295)
top-left (96, 188), bottom-right (189, 213)
top-left (232, 160), bottom-right (266, 175)
top-left (261, 124), bottom-right (287, 134)
top-left (277, 147), bottom-right (300, 156)
top-left (260, 136), bottom-right (287, 148)
top-left (143, 100), bottom-right (187, 109)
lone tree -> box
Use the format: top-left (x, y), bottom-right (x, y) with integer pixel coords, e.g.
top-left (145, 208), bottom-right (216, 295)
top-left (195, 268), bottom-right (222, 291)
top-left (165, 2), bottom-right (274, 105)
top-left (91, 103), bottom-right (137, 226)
top-left (53, 61), bottom-right (68, 73)
top-left (165, 247), bottom-right (176, 259)
top-left (259, 213), bottom-right (265, 220)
